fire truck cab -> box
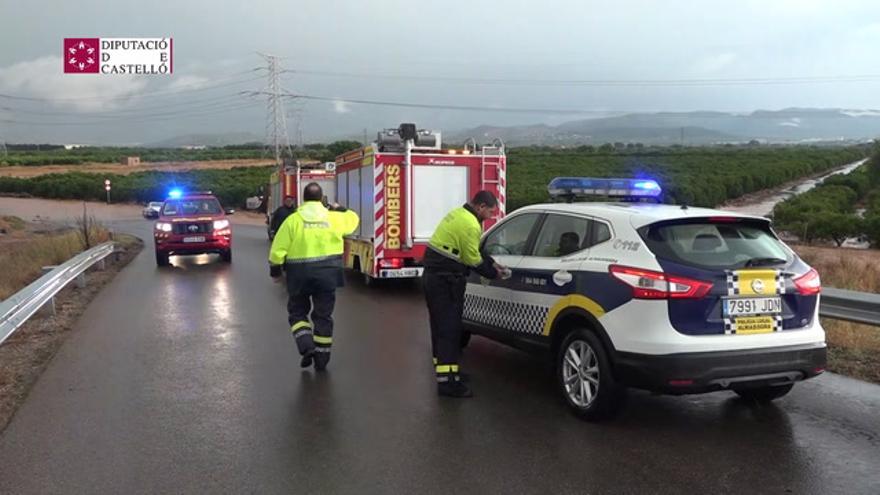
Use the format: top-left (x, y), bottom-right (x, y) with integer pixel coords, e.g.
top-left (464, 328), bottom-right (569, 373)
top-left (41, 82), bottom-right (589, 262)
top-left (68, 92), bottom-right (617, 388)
top-left (266, 159), bottom-right (337, 239)
top-left (335, 123), bottom-right (506, 284)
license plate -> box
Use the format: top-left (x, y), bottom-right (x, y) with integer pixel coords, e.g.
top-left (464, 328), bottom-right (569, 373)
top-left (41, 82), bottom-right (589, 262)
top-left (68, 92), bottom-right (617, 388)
top-left (723, 297), bottom-right (781, 316)
top-left (380, 268), bottom-right (422, 278)
top-left (732, 316), bottom-right (776, 335)
top-left (183, 236), bottom-right (205, 243)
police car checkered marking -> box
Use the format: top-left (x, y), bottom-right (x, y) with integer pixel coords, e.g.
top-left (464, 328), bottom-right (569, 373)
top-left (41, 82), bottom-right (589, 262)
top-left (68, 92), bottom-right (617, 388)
top-left (726, 270), bottom-right (785, 296)
top-left (464, 293), bottom-right (548, 336)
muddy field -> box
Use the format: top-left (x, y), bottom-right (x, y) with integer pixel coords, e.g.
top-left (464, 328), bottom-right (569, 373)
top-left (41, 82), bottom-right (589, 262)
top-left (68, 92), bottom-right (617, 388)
top-left (0, 159), bottom-right (273, 178)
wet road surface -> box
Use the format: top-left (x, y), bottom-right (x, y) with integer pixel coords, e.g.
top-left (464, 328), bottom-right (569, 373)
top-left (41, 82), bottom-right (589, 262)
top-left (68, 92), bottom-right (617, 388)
top-left (0, 218), bottom-right (878, 494)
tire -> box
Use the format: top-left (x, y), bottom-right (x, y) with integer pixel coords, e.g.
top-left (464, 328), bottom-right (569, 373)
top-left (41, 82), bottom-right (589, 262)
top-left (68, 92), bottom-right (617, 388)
top-left (221, 250), bottom-right (232, 263)
top-left (733, 384), bottom-right (793, 402)
top-left (557, 328), bottom-right (623, 421)
top-left (155, 250), bottom-right (170, 267)
top-left (460, 331), bottom-right (472, 349)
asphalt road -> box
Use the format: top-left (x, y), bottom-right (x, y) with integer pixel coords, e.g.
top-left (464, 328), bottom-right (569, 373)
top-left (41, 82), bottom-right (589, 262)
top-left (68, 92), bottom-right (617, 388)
top-left (0, 217), bottom-right (878, 494)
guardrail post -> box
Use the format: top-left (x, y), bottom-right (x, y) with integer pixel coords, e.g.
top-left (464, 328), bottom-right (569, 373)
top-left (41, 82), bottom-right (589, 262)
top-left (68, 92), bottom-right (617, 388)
top-left (39, 266), bottom-right (58, 317)
top-left (76, 272), bottom-right (86, 289)
top-left (97, 259), bottom-right (107, 271)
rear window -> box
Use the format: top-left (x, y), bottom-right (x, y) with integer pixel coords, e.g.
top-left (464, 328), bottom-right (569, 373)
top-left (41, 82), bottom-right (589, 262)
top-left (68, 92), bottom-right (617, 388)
top-left (162, 198), bottom-right (222, 216)
top-left (639, 219), bottom-right (792, 270)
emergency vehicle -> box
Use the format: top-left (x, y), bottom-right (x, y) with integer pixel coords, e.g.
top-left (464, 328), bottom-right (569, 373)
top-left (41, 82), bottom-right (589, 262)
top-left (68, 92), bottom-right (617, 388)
top-left (265, 159), bottom-right (337, 239)
top-left (462, 178), bottom-right (826, 421)
top-left (335, 123), bottom-right (506, 284)
top-left (153, 189), bottom-right (234, 266)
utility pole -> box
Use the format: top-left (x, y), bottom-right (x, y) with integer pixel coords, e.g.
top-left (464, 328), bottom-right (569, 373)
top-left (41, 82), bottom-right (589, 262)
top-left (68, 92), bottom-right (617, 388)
top-left (259, 53), bottom-right (293, 170)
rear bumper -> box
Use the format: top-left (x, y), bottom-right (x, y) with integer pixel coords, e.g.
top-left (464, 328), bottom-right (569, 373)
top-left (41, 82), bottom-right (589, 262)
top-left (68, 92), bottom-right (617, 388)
top-left (614, 342), bottom-right (827, 394)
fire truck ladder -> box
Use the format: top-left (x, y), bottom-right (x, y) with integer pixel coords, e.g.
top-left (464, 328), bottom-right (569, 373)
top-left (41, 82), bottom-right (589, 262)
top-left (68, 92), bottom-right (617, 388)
top-left (480, 140), bottom-right (504, 191)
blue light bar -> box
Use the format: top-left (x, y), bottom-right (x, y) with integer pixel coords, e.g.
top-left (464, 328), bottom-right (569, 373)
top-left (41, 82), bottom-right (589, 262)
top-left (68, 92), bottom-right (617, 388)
top-left (168, 189), bottom-right (183, 199)
top-left (548, 177), bottom-right (662, 201)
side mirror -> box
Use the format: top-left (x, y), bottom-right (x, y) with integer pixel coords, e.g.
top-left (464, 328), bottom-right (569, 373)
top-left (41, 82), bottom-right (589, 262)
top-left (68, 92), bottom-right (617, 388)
top-left (224, 208), bottom-right (235, 215)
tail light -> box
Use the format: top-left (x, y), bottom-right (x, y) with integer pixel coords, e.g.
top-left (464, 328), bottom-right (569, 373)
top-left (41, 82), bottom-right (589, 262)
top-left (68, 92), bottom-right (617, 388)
top-left (794, 268), bottom-right (821, 295)
top-left (609, 265), bottom-right (713, 299)
top-left (379, 258), bottom-right (403, 269)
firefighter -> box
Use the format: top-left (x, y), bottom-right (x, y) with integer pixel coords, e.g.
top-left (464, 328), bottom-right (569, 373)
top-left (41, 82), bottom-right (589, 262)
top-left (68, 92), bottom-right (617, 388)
top-left (269, 195), bottom-right (297, 239)
top-left (269, 183), bottom-right (359, 371)
top-left (423, 190), bottom-right (506, 398)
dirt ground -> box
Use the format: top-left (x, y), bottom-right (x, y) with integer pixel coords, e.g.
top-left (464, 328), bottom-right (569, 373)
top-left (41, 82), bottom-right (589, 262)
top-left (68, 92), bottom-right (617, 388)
top-left (0, 159), bottom-right (273, 178)
top-left (0, 196), bottom-right (265, 226)
top-left (0, 234), bottom-right (143, 433)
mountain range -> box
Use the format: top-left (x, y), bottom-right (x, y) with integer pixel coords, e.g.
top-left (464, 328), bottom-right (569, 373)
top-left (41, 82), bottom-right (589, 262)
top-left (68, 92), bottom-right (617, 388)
top-left (448, 108), bottom-right (880, 146)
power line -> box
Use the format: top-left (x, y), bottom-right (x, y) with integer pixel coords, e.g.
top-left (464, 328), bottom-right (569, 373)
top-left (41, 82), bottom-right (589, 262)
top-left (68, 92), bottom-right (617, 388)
top-left (0, 71), bottom-right (264, 103)
top-left (0, 101), bottom-right (258, 126)
top-left (283, 69), bottom-right (880, 87)
top-left (0, 93), bottom-right (252, 119)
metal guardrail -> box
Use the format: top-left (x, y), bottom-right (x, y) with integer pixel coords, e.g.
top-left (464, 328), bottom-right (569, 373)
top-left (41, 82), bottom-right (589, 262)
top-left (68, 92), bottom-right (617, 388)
top-left (0, 241), bottom-right (115, 346)
top-left (819, 288), bottom-right (880, 327)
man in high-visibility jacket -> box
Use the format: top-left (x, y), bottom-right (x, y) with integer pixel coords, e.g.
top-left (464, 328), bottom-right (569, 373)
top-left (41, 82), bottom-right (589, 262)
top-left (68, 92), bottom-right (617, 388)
top-left (423, 190), bottom-right (506, 398)
top-left (269, 182), bottom-right (359, 371)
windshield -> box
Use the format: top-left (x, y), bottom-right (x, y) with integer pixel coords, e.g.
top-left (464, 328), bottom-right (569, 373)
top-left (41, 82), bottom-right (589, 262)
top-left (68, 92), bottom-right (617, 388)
top-left (639, 219), bottom-right (792, 270)
top-left (162, 198), bottom-right (222, 216)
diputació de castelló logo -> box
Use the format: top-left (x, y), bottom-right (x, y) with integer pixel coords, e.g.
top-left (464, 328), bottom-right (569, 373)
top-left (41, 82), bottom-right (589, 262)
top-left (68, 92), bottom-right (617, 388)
top-left (64, 38), bottom-right (172, 75)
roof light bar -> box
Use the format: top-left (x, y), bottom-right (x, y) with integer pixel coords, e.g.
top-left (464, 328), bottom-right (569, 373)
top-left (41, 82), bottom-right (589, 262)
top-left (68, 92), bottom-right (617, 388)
top-left (548, 177), bottom-right (662, 202)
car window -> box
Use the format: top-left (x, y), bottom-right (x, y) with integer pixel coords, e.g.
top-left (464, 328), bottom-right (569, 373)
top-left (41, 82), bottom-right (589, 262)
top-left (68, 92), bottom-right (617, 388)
top-left (590, 220), bottom-right (612, 246)
top-left (483, 213), bottom-right (540, 256)
top-left (531, 214), bottom-right (590, 257)
top-left (162, 198), bottom-right (221, 216)
top-left (640, 219), bottom-right (792, 270)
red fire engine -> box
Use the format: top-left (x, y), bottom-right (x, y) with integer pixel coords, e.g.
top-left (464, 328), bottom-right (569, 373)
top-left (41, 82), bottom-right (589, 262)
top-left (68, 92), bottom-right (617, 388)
top-left (335, 123), bottom-right (506, 284)
top-left (265, 159), bottom-right (337, 239)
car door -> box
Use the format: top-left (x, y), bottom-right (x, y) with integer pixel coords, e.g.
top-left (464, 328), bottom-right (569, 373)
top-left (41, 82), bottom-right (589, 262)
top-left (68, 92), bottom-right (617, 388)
top-left (463, 212), bottom-right (543, 332)
top-left (511, 213), bottom-right (595, 337)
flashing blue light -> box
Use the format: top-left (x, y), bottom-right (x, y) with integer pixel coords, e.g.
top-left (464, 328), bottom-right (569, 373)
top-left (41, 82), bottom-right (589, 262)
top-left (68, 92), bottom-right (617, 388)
top-left (168, 189), bottom-right (183, 199)
top-left (632, 180), bottom-right (661, 191)
top-left (548, 177), bottom-right (662, 201)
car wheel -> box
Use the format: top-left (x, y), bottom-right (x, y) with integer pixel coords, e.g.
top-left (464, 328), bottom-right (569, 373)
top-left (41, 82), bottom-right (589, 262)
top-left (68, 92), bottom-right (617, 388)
top-left (460, 331), bottom-right (472, 349)
top-left (221, 250), bottom-right (232, 263)
top-left (733, 383), bottom-right (793, 402)
top-left (155, 250), bottom-right (170, 267)
top-left (557, 328), bottom-right (623, 421)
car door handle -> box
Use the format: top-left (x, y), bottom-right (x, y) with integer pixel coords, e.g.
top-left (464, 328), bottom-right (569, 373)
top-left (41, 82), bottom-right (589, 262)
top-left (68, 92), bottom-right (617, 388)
top-left (553, 270), bottom-right (573, 286)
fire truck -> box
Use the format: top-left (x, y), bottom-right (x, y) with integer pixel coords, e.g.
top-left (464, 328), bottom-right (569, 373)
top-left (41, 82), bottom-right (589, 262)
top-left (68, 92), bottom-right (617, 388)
top-left (335, 123), bottom-right (506, 284)
top-left (265, 159), bottom-right (337, 239)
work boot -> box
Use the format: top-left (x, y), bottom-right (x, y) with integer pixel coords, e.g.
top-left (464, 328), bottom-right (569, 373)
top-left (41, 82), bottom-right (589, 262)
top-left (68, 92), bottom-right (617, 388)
top-left (438, 380), bottom-right (473, 398)
top-left (300, 349), bottom-right (315, 368)
top-left (314, 353), bottom-right (329, 372)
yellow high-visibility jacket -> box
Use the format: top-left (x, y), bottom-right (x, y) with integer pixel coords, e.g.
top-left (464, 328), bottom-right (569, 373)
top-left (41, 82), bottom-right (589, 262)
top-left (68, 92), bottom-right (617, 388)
top-left (269, 201), bottom-right (359, 265)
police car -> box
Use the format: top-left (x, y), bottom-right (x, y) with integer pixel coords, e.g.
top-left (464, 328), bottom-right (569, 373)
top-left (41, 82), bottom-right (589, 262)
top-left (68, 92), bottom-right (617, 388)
top-left (462, 178), bottom-right (825, 420)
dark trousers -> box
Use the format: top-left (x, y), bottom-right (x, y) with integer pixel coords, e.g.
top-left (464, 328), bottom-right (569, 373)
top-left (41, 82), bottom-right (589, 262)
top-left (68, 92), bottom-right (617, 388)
top-left (288, 291), bottom-right (336, 366)
top-left (424, 271), bottom-right (467, 383)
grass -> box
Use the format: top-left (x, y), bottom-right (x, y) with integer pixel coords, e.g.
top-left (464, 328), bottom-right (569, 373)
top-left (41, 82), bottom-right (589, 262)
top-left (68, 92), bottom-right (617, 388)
top-left (792, 245), bottom-right (880, 383)
top-left (0, 215), bottom-right (26, 232)
top-left (0, 223), bottom-right (110, 300)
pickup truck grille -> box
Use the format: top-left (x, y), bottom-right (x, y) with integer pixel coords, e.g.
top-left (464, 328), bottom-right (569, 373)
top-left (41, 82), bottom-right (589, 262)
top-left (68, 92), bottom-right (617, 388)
top-left (173, 222), bottom-right (212, 234)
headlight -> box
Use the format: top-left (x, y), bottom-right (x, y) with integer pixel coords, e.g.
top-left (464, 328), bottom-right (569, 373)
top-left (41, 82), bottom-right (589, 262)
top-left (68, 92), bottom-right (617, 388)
top-left (213, 219), bottom-right (230, 230)
top-left (155, 222), bottom-right (172, 232)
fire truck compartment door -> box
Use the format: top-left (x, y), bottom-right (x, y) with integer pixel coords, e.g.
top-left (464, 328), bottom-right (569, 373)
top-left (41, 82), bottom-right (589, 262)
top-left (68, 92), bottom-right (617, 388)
top-left (413, 165), bottom-right (469, 240)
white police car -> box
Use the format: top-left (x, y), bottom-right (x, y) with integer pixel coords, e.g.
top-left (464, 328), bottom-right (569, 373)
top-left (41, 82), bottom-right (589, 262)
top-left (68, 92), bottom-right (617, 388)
top-left (463, 178), bottom-right (825, 420)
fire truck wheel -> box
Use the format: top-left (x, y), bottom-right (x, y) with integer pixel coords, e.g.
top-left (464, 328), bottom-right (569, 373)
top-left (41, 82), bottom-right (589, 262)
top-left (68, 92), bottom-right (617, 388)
top-left (363, 272), bottom-right (374, 286)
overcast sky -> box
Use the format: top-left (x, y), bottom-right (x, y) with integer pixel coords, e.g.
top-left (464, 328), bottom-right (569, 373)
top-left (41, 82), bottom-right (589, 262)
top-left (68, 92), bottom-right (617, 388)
top-left (1, 0), bottom-right (880, 144)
